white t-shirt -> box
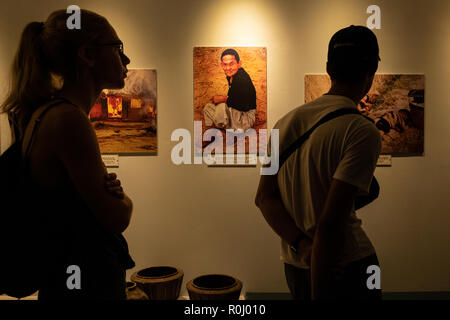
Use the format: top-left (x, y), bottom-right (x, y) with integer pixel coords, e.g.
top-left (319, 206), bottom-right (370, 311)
top-left (274, 94), bottom-right (381, 269)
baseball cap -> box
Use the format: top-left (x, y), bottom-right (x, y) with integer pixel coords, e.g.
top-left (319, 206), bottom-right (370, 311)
top-left (328, 25), bottom-right (381, 62)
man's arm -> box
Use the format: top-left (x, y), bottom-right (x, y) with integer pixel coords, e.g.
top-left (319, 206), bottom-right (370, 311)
top-left (310, 178), bottom-right (358, 299)
top-left (255, 173), bottom-right (310, 253)
top-left (212, 95), bottom-right (228, 104)
top-left (310, 121), bottom-right (381, 300)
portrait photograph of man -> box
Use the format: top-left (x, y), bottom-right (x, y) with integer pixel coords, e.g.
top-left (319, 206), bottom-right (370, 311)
top-left (194, 47), bottom-right (267, 155)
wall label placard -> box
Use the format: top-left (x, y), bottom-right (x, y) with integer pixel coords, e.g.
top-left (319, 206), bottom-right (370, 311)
top-left (102, 154), bottom-right (119, 168)
top-left (377, 155), bottom-right (392, 167)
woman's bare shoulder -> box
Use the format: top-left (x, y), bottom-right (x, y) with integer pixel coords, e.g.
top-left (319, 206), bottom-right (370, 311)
top-left (38, 102), bottom-right (96, 153)
top-left (43, 102), bottom-right (91, 132)
top-left (45, 102), bottom-right (86, 120)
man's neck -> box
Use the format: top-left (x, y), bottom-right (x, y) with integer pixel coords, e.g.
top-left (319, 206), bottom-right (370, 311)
top-left (227, 68), bottom-right (242, 82)
top-left (325, 82), bottom-right (366, 105)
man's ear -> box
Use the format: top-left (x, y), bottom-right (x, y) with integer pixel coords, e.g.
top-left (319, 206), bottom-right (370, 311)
top-left (237, 60), bottom-right (242, 68)
top-left (363, 73), bottom-right (375, 95)
top-left (78, 45), bottom-right (96, 67)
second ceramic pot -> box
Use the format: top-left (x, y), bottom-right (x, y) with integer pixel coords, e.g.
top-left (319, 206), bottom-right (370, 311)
top-left (186, 274), bottom-right (242, 300)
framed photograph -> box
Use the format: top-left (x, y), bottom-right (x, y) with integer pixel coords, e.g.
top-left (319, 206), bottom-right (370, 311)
top-left (193, 47), bottom-right (267, 161)
top-left (305, 74), bottom-right (424, 155)
top-left (90, 69), bottom-right (157, 155)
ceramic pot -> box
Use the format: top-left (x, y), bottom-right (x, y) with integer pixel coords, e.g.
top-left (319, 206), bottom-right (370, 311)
top-left (125, 281), bottom-right (148, 300)
top-left (131, 266), bottom-right (183, 300)
top-left (186, 274), bottom-right (242, 300)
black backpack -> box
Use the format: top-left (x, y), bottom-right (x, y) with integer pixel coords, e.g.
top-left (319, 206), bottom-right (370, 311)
top-left (0, 99), bottom-right (65, 298)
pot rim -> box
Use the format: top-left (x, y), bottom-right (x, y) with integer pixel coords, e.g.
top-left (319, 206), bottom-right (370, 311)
top-left (191, 274), bottom-right (238, 291)
top-left (135, 266), bottom-right (179, 279)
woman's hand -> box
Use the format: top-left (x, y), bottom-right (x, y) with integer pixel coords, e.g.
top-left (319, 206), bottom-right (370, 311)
top-left (104, 172), bottom-right (124, 199)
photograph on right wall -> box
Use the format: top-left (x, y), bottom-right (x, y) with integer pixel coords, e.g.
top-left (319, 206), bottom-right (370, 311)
top-left (305, 74), bottom-right (425, 155)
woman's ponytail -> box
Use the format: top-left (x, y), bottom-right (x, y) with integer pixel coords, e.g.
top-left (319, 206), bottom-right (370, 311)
top-left (1, 21), bottom-right (53, 140)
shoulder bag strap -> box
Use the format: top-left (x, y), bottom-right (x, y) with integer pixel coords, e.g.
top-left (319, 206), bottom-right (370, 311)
top-left (21, 98), bottom-right (67, 159)
top-left (279, 108), bottom-right (364, 169)
top-left (278, 107), bottom-right (379, 210)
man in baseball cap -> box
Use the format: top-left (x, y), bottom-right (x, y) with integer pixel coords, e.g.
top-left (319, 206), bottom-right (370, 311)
top-left (256, 25), bottom-right (382, 301)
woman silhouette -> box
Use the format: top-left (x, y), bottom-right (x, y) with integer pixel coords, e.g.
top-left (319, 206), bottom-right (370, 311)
top-left (1, 9), bottom-right (134, 299)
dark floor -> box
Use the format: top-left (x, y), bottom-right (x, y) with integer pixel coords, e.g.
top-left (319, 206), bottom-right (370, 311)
top-left (245, 291), bottom-right (450, 300)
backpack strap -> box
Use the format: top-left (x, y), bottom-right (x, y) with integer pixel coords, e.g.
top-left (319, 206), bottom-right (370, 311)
top-left (21, 99), bottom-right (67, 160)
top-left (279, 108), bottom-right (366, 169)
top-left (7, 112), bottom-right (20, 145)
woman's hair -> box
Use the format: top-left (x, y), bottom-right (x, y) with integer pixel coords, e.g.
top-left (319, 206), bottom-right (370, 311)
top-left (1, 9), bottom-right (109, 140)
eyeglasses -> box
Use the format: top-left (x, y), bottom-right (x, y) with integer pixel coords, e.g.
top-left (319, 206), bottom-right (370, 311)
top-left (94, 42), bottom-right (124, 55)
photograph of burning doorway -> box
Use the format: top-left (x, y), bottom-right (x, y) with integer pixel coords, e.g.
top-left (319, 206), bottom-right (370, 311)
top-left (193, 47), bottom-right (267, 157)
top-left (90, 69), bottom-right (157, 154)
top-left (305, 74), bottom-right (424, 155)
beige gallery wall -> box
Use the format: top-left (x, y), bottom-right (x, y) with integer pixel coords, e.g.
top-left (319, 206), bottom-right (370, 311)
top-left (0, 0), bottom-right (449, 295)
